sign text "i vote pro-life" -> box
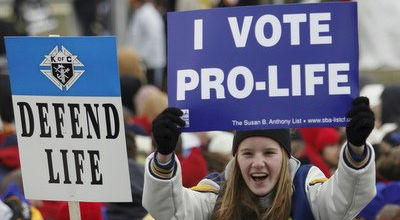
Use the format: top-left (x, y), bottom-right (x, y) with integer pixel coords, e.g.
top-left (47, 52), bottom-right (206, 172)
top-left (168, 2), bottom-right (358, 131)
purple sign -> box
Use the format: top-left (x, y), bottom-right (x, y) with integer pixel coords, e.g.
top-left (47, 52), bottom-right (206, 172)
top-left (168, 2), bottom-right (358, 132)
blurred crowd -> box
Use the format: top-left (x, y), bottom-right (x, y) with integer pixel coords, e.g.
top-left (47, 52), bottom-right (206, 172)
top-left (1, 0), bottom-right (400, 220)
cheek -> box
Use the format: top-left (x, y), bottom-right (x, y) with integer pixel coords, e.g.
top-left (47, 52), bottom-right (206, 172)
top-left (237, 157), bottom-right (248, 175)
top-left (269, 157), bottom-right (283, 174)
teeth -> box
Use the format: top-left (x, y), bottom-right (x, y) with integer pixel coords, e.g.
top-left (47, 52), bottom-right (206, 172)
top-left (251, 173), bottom-right (267, 178)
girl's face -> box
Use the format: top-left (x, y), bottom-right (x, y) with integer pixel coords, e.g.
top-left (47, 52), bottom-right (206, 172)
top-left (237, 137), bottom-right (283, 197)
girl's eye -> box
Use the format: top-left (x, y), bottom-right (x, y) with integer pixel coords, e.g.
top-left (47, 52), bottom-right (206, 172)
top-left (242, 152), bottom-right (252, 156)
top-left (264, 151), bottom-right (275, 155)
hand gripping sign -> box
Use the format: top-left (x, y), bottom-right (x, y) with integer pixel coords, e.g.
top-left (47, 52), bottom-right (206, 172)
top-left (4, 36), bottom-right (132, 202)
top-left (168, 2), bottom-right (358, 132)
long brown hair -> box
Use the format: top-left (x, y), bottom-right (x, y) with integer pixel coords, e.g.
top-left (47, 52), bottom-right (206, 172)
top-left (212, 148), bottom-right (293, 220)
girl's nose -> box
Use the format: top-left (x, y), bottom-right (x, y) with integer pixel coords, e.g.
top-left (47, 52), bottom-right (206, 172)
top-left (251, 154), bottom-right (265, 168)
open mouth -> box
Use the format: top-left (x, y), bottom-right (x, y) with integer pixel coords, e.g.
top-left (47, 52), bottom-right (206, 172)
top-left (251, 173), bottom-right (268, 182)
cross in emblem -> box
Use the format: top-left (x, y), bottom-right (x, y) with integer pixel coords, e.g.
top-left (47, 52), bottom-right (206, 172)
top-left (40, 46), bottom-right (85, 90)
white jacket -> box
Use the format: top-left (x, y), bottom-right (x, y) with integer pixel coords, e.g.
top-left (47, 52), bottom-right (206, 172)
top-left (143, 142), bottom-right (376, 220)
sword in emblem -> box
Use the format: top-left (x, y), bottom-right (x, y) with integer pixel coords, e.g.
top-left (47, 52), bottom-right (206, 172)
top-left (53, 64), bottom-right (70, 84)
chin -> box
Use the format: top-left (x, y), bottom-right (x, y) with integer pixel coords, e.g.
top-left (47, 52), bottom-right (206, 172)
top-left (251, 188), bottom-right (271, 197)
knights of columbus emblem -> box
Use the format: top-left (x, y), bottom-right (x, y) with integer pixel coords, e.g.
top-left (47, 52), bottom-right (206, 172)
top-left (40, 46), bottom-right (84, 90)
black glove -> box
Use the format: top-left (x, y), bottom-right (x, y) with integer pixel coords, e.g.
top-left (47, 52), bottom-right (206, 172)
top-left (346, 96), bottom-right (375, 146)
top-left (152, 107), bottom-right (186, 155)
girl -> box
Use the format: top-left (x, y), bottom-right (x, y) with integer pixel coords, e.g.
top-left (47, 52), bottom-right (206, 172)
top-left (143, 97), bottom-right (376, 219)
